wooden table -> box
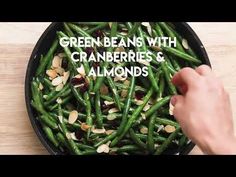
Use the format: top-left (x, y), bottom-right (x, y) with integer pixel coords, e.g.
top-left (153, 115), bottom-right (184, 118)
top-left (0, 22), bottom-right (236, 154)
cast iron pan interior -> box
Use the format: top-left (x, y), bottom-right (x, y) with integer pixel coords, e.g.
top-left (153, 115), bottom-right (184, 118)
top-left (25, 22), bottom-right (210, 155)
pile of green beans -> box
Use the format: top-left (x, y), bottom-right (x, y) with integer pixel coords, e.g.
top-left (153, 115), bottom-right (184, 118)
top-left (31, 22), bottom-right (201, 155)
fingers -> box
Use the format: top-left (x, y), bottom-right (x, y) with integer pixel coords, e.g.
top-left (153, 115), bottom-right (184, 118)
top-left (172, 67), bottom-right (200, 88)
top-left (195, 65), bottom-right (212, 76)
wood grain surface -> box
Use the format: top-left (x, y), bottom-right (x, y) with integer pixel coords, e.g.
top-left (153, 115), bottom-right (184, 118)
top-left (0, 22), bottom-right (236, 155)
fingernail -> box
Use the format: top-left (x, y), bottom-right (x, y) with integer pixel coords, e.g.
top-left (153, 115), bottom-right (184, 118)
top-left (170, 96), bottom-right (177, 106)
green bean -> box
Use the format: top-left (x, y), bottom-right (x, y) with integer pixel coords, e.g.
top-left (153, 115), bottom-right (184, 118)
top-left (136, 133), bottom-right (166, 143)
top-left (42, 125), bottom-right (59, 147)
top-left (95, 91), bottom-right (103, 128)
top-left (127, 22), bottom-right (141, 37)
top-left (57, 31), bottom-right (78, 72)
top-left (106, 76), bottom-right (122, 111)
top-left (58, 104), bottom-right (81, 155)
top-left (129, 128), bottom-right (146, 149)
top-left (116, 145), bottom-right (140, 153)
top-left (93, 22), bottom-right (118, 92)
top-left (94, 131), bottom-right (117, 148)
top-left (114, 82), bottom-right (147, 92)
top-left (44, 84), bottom-right (70, 106)
top-left (116, 76), bottom-right (135, 136)
top-left (110, 88), bottom-right (153, 147)
top-left (162, 46), bottom-right (201, 64)
top-left (161, 61), bottom-right (177, 95)
top-left (67, 23), bottom-right (93, 38)
top-left (42, 78), bottom-right (53, 90)
top-left (71, 86), bottom-right (86, 107)
top-left (158, 22), bottom-right (185, 52)
top-left (84, 92), bottom-right (92, 139)
top-left (36, 39), bottom-right (58, 76)
top-left (48, 95), bottom-right (73, 111)
top-left (80, 150), bottom-right (97, 155)
top-left (155, 117), bottom-right (179, 127)
top-left (147, 113), bottom-right (156, 153)
top-left (40, 115), bottom-right (58, 130)
top-left (157, 74), bottom-right (165, 99)
top-left (145, 95), bottom-right (171, 118)
top-left (63, 22), bottom-right (75, 37)
top-left (86, 22), bottom-right (108, 34)
top-left (137, 26), bottom-right (159, 92)
top-left (56, 132), bottom-right (71, 150)
top-left (154, 126), bottom-right (181, 155)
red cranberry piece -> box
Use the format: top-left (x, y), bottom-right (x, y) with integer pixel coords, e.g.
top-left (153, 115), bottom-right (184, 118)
top-left (75, 130), bottom-right (84, 140)
top-left (61, 58), bottom-right (68, 69)
top-left (92, 30), bottom-right (104, 38)
top-left (135, 91), bottom-right (145, 100)
top-left (70, 77), bottom-right (85, 86)
top-left (79, 82), bottom-right (89, 93)
top-left (85, 47), bottom-right (94, 56)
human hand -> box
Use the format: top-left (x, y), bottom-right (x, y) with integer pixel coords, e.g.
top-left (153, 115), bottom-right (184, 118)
top-left (171, 65), bottom-right (236, 154)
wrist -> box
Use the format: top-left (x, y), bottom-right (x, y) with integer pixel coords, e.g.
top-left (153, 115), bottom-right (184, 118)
top-left (202, 135), bottom-right (236, 155)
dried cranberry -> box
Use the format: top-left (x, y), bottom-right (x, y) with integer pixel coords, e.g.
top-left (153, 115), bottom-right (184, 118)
top-left (70, 77), bottom-right (85, 86)
top-left (79, 82), bottom-right (89, 93)
top-left (61, 58), bottom-right (68, 69)
top-left (75, 129), bottom-right (84, 140)
top-left (97, 47), bottom-right (106, 54)
top-left (92, 62), bottom-right (100, 69)
top-left (92, 30), bottom-right (104, 38)
top-left (85, 47), bottom-right (94, 56)
top-left (135, 91), bottom-right (145, 100)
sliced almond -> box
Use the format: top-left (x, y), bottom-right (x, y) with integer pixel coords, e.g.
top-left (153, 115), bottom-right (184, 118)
top-left (43, 95), bottom-right (48, 99)
top-left (58, 53), bottom-right (66, 58)
top-left (62, 71), bottom-right (70, 84)
top-left (123, 80), bottom-right (130, 86)
top-left (138, 59), bottom-right (150, 66)
top-left (68, 110), bottom-right (79, 124)
top-left (77, 65), bottom-right (86, 77)
top-left (104, 101), bottom-right (114, 105)
top-left (55, 83), bottom-right (64, 91)
top-left (97, 144), bottom-right (109, 153)
top-left (151, 46), bottom-right (162, 52)
top-left (141, 113), bottom-right (146, 120)
top-left (141, 22), bottom-right (150, 27)
top-left (51, 76), bottom-right (63, 86)
top-left (70, 132), bottom-right (78, 141)
top-left (107, 114), bottom-right (117, 121)
top-left (105, 130), bottom-right (114, 135)
top-left (164, 125), bottom-right (176, 133)
top-left (108, 22), bottom-right (112, 28)
top-left (52, 55), bottom-right (62, 68)
top-left (143, 103), bottom-right (151, 111)
top-left (147, 25), bottom-right (152, 36)
top-left (75, 74), bottom-right (82, 79)
top-left (81, 123), bottom-right (91, 131)
top-left (135, 99), bottom-right (144, 106)
top-left (115, 47), bottom-right (125, 53)
top-left (114, 75), bottom-right (127, 82)
top-left (66, 132), bottom-right (72, 140)
top-left (169, 101), bottom-right (174, 115)
top-left (182, 38), bottom-right (189, 49)
top-left (39, 82), bottom-right (44, 90)
top-left (56, 97), bottom-right (62, 104)
top-left (46, 69), bottom-right (58, 79)
top-left (108, 108), bottom-right (119, 114)
top-left (157, 125), bottom-right (164, 133)
top-left (100, 84), bottom-right (109, 95)
top-left (140, 126), bottom-right (148, 134)
top-left (58, 115), bottom-right (63, 123)
top-left (91, 126), bottom-right (106, 134)
top-left (55, 67), bottom-right (65, 76)
top-left (121, 89), bottom-right (128, 98)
